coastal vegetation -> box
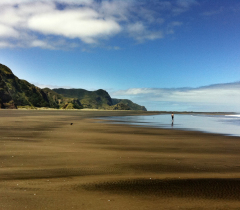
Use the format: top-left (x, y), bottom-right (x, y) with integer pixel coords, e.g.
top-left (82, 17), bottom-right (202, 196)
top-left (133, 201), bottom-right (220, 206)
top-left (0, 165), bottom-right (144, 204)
top-left (0, 63), bottom-right (147, 111)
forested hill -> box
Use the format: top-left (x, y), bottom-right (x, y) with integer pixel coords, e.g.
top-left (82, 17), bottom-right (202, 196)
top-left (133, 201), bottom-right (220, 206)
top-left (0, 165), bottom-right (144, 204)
top-left (112, 98), bottom-right (147, 111)
top-left (53, 88), bottom-right (147, 111)
top-left (0, 63), bottom-right (147, 111)
top-left (0, 63), bottom-right (82, 109)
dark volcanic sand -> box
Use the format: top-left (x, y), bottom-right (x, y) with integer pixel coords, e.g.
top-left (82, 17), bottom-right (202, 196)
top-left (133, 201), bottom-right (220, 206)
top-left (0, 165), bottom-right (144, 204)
top-left (0, 110), bottom-right (240, 210)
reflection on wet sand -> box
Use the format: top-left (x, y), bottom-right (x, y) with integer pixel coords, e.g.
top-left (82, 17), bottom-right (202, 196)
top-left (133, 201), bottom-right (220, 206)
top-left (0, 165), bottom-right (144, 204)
top-left (0, 110), bottom-right (240, 209)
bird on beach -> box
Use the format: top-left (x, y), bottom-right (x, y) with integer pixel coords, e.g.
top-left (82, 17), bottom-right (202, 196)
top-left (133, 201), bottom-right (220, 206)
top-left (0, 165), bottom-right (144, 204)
top-left (70, 123), bottom-right (73, 125)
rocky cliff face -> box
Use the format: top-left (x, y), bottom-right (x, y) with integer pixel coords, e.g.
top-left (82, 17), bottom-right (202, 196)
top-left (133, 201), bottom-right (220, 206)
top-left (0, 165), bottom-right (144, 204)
top-left (53, 88), bottom-right (147, 111)
top-left (0, 64), bottom-right (51, 108)
top-left (0, 63), bottom-right (147, 111)
top-left (53, 88), bottom-right (113, 109)
top-left (0, 64), bottom-right (82, 109)
top-left (42, 88), bottom-right (83, 109)
top-left (110, 102), bottom-right (131, 110)
top-left (112, 98), bottom-right (147, 111)
top-left (0, 73), bottom-right (16, 109)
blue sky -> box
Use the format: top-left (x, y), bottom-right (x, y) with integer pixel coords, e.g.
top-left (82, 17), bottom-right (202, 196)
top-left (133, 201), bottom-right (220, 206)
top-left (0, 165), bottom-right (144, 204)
top-left (0, 0), bottom-right (240, 112)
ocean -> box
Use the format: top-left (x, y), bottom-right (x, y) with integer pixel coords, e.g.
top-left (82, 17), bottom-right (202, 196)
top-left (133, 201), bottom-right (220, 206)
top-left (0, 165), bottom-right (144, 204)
top-left (99, 114), bottom-right (240, 137)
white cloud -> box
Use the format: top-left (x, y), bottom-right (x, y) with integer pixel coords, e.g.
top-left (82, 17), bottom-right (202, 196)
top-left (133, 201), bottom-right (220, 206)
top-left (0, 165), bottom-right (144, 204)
top-left (0, 41), bottom-right (14, 48)
top-left (30, 40), bottom-right (54, 49)
top-left (111, 82), bottom-right (240, 112)
top-left (166, 21), bottom-right (183, 34)
top-left (33, 82), bottom-right (72, 89)
top-left (0, 0), bottom-right (198, 49)
top-left (0, 0), bottom-right (93, 5)
top-left (0, 8), bottom-right (22, 27)
top-left (128, 22), bottom-right (145, 34)
top-left (127, 22), bottom-right (164, 42)
top-left (28, 8), bottom-right (121, 44)
top-left (173, 0), bottom-right (199, 15)
top-left (0, 24), bottom-right (19, 38)
top-left (99, 1), bottom-right (130, 21)
top-left (176, 0), bottom-right (198, 9)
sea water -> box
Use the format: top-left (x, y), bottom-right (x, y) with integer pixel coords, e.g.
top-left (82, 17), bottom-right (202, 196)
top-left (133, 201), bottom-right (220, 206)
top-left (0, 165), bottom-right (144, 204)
top-left (99, 114), bottom-right (240, 137)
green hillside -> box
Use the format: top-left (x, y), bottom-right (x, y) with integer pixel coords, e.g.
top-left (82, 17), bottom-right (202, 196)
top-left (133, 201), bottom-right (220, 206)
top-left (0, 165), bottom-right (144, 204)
top-left (42, 88), bottom-right (83, 109)
top-left (53, 88), bottom-right (113, 109)
top-left (0, 63), bottom-right (51, 108)
top-left (112, 98), bottom-right (147, 111)
top-left (0, 64), bottom-right (82, 109)
top-left (0, 75), bottom-right (16, 108)
top-left (0, 63), bottom-right (147, 111)
top-left (53, 88), bottom-right (147, 111)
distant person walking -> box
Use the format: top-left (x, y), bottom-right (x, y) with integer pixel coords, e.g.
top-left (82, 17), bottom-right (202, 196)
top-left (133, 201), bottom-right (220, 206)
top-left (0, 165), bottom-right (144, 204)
top-left (171, 113), bottom-right (174, 121)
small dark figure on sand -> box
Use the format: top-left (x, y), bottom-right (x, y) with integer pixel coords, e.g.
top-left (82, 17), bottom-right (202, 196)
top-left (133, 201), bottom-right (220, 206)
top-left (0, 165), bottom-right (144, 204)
top-left (70, 123), bottom-right (73, 125)
top-left (171, 113), bottom-right (174, 121)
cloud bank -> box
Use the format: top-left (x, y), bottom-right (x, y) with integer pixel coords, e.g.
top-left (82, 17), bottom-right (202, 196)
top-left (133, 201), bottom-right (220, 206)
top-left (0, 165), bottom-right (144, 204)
top-left (0, 0), bottom-right (198, 49)
top-left (111, 82), bottom-right (240, 112)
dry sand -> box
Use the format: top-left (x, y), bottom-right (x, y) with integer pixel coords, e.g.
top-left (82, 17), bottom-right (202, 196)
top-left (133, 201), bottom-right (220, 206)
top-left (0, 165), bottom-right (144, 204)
top-left (0, 110), bottom-right (240, 210)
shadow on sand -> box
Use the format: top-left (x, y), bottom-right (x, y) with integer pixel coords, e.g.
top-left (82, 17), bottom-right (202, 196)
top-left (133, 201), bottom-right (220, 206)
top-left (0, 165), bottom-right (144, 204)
top-left (82, 178), bottom-right (240, 200)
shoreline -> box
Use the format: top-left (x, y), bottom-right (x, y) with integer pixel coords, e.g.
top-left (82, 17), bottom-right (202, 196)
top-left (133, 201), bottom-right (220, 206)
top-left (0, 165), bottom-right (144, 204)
top-left (4, 108), bottom-right (237, 115)
top-left (0, 110), bottom-right (240, 209)
top-left (95, 112), bottom-right (240, 137)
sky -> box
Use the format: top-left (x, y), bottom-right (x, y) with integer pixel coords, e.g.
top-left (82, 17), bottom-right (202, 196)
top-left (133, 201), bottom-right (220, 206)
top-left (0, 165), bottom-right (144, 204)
top-left (0, 0), bottom-right (240, 112)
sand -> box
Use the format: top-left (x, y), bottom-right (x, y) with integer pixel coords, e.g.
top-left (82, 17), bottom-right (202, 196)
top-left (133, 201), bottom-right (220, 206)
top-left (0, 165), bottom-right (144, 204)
top-left (0, 110), bottom-right (240, 210)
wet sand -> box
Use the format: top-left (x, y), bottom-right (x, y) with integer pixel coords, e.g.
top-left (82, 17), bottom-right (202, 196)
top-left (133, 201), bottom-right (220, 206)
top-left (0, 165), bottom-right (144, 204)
top-left (0, 110), bottom-right (240, 210)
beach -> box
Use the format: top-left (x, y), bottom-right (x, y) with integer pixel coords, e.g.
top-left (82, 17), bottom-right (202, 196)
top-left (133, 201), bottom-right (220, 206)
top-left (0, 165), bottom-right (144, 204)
top-left (0, 110), bottom-right (240, 210)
